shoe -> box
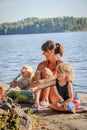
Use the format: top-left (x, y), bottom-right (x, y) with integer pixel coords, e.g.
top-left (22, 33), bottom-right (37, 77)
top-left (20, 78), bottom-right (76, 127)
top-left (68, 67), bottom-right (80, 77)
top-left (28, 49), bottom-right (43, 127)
top-left (32, 103), bottom-right (39, 112)
top-left (40, 101), bottom-right (49, 108)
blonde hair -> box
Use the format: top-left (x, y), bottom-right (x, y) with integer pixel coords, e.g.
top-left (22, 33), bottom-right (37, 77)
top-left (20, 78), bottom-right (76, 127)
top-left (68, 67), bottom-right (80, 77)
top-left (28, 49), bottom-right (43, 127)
top-left (22, 65), bottom-right (34, 80)
top-left (57, 62), bottom-right (74, 82)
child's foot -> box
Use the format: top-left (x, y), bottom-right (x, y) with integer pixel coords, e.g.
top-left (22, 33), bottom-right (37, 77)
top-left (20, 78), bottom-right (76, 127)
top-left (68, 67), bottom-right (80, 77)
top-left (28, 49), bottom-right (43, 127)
top-left (71, 109), bottom-right (76, 114)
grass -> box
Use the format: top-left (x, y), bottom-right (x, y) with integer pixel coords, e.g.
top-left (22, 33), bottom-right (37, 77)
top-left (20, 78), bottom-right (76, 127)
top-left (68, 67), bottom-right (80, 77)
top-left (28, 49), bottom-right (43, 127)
top-left (27, 108), bottom-right (44, 130)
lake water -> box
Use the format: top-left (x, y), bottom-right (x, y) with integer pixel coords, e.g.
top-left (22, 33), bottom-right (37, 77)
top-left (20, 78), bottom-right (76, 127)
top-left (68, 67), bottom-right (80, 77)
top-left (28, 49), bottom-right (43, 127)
top-left (0, 32), bottom-right (87, 93)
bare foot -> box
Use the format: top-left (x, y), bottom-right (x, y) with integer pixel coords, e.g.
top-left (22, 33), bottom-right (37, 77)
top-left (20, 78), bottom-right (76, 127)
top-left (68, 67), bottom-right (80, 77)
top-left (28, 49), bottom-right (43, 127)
top-left (71, 109), bottom-right (76, 114)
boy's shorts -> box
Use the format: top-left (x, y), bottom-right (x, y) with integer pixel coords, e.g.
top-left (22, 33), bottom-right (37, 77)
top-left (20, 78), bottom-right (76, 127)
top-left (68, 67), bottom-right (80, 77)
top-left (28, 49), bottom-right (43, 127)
top-left (66, 99), bottom-right (80, 111)
top-left (72, 99), bottom-right (80, 108)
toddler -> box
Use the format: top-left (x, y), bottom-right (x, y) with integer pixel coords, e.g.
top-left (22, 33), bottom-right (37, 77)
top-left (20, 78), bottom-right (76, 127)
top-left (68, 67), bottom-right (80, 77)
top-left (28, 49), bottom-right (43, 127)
top-left (8, 65), bottom-right (34, 103)
top-left (50, 62), bottom-right (80, 113)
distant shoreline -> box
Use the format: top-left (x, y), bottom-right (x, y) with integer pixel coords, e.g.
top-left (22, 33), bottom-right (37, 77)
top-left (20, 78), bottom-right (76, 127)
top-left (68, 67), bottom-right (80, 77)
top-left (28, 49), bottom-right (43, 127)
top-left (0, 17), bottom-right (87, 35)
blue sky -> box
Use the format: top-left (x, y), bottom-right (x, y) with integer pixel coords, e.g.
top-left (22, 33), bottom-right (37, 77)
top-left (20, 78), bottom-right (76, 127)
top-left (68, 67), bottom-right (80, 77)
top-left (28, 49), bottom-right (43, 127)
top-left (0, 0), bottom-right (87, 24)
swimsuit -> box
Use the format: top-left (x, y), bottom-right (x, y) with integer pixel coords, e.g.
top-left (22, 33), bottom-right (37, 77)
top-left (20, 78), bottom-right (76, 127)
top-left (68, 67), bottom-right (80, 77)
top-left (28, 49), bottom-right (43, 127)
top-left (56, 79), bottom-right (69, 100)
top-left (18, 78), bottom-right (34, 99)
top-left (56, 79), bottom-right (80, 110)
top-left (44, 59), bottom-right (63, 74)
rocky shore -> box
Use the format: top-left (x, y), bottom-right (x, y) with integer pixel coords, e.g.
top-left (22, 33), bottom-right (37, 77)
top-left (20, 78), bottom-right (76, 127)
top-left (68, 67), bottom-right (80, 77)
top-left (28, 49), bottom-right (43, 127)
top-left (0, 83), bottom-right (87, 130)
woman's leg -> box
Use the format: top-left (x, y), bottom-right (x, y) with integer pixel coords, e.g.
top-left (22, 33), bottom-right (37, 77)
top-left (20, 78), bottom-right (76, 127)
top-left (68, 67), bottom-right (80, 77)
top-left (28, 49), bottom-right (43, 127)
top-left (40, 68), bottom-right (62, 106)
top-left (49, 85), bottom-right (63, 103)
top-left (34, 90), bottom-right (41, 107)
top-left (32, 71), bottom-right (42, 109)
top-left (40, 68), bottom-right (53, 107)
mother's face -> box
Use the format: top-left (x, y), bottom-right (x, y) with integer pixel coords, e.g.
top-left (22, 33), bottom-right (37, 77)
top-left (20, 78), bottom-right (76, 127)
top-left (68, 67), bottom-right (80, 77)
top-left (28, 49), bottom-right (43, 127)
top-left (42, 49), bottom-right (55, 60)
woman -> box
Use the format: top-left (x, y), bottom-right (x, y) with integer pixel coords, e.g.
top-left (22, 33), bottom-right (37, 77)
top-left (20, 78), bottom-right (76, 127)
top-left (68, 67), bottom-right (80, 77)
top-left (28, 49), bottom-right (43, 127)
top-left (33, 40), bottom-right (64, 110)
top-left (31, 63), bottom-right (86, 114)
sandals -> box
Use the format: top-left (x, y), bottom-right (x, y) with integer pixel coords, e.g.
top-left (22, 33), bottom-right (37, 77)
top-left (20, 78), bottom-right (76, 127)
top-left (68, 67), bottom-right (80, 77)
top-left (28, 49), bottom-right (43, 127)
top-left (32, 103), bottom-right (39, 112)
top-left (40, 101), bottom-right (49, 108)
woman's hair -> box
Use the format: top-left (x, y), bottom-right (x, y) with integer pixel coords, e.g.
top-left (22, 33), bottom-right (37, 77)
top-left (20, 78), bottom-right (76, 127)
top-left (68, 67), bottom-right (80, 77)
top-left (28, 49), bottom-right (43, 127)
top-left (22, 66), bottom-right (34, 80)
top-left (41, 40), bottom-right (64, 56)
top-left (57, 62), bottom-right (74, 82)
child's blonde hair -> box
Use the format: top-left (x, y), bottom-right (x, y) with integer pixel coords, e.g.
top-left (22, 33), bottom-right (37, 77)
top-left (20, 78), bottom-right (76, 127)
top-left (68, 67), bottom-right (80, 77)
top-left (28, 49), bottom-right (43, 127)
top-left (22, 65), bottom-right (34, 80)
top-left (57, 62), bottom-right (74, 82)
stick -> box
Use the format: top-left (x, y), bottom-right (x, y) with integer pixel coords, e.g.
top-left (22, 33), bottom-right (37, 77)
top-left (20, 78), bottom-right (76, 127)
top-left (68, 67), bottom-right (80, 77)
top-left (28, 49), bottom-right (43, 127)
top-left (6, 74), bottom-right (21, 93)
top-left (29, 75), bottom-right (56, 93)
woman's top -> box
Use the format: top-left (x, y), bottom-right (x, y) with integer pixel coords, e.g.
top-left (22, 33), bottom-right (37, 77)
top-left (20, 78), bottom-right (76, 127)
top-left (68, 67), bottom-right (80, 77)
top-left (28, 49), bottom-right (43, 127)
top-left (56, 79), bottom-right (69, 100)
top-left (44, 59), bottom-right (63, 74)
top-left (18, 78), bottom-right (34, 99)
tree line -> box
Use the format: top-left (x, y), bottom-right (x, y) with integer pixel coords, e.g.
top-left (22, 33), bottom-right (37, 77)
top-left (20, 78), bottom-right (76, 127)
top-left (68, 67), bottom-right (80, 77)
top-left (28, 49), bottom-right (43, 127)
top-left (0, 16), bottom-right (87, 35)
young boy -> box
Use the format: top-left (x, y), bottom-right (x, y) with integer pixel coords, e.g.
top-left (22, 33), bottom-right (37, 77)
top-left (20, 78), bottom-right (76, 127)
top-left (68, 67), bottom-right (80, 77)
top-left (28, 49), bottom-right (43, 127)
top-left (8, 66), bottom-right (34, 103)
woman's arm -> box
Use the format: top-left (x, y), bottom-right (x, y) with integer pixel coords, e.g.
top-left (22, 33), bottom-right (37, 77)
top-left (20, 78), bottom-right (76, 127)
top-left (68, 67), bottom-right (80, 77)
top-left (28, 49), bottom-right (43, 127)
top-left (29, 75), bottom-right (56, 93)
top-left (34, 61), bottom-right (45, 81)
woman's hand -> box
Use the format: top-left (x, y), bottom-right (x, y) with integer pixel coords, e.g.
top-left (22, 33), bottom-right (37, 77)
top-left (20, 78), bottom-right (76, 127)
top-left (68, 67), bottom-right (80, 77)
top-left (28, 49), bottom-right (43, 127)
top-left (28, 87), bottom-right (39, 93)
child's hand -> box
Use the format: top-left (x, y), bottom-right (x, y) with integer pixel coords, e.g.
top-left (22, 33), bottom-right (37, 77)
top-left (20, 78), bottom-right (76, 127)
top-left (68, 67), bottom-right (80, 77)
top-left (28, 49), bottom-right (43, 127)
top-left (10, 80), bottom-right (17, 87)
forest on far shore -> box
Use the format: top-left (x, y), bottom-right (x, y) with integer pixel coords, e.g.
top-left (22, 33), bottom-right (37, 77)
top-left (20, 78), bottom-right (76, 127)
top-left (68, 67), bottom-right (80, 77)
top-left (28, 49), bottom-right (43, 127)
top-left (0, 16), bottom-right (87, 35)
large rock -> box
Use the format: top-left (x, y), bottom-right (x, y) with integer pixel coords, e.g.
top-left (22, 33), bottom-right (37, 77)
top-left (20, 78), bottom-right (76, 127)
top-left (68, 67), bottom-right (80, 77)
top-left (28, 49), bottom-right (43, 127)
top-left (0, 96), bottom-right (32, 130)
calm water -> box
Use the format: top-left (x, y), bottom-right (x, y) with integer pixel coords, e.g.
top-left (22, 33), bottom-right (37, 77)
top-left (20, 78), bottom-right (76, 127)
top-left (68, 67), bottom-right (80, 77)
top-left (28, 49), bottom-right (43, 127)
top-left (0, 32), bottom-right (87, 92)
